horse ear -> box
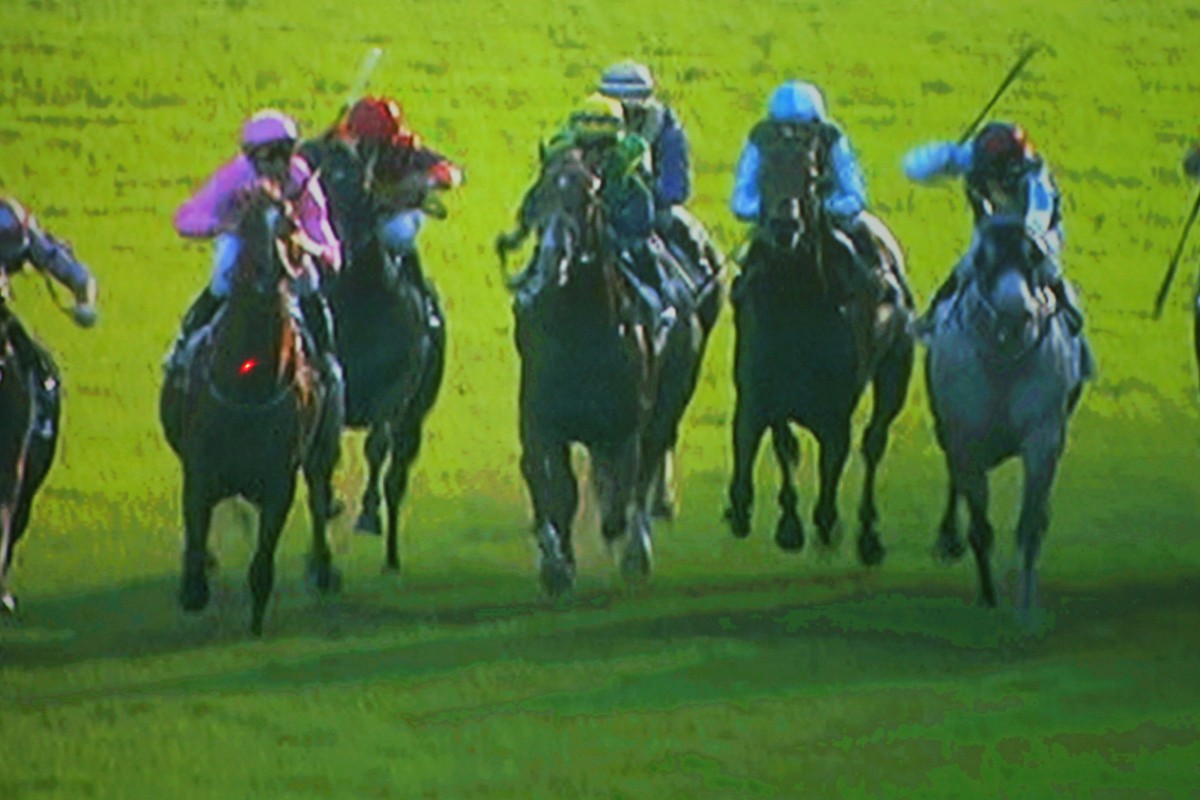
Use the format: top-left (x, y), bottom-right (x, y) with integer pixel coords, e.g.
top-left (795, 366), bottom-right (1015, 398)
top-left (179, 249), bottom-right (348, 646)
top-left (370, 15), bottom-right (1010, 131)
top-left (538, 140), bottom-right (546, 163)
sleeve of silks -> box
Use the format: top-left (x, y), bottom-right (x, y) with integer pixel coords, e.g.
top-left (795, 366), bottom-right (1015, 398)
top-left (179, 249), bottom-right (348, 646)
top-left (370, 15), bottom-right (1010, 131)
top-left (654, 114), bottom-right (692, 207)
top-left (825, 133), bottom-right (867, 218)
top-left (1025, 167), bottom-right (1064, 258)
top-left (25, 220), bottom-right (96, 304)
top-left (730, 141), bottom-right (761, 222)
top-left (902, 141), bottom-right (973, 183)
top-left (173, 158), bottom-right (248, 238)
top-left (294, 176), bottom-right (343, 274)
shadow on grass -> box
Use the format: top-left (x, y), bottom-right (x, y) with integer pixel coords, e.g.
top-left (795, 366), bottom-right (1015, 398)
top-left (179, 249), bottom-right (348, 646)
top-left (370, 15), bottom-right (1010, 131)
top-left (5, 565), bottom-right (1198, 716)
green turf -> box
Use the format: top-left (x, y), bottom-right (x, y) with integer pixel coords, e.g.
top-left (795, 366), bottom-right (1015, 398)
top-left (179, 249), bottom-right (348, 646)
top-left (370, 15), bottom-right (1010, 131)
top-left (1, 0), bottom-right (1199, 796)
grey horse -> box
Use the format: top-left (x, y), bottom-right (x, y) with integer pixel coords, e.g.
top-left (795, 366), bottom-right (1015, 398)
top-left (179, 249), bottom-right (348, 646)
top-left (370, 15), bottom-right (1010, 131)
top-left (924, 216), bottom-right (1092, 619)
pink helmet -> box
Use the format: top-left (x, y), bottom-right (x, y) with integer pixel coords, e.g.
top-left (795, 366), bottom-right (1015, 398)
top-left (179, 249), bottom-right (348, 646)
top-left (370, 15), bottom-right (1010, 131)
top-left (240, 109), bottom-right (299, 150)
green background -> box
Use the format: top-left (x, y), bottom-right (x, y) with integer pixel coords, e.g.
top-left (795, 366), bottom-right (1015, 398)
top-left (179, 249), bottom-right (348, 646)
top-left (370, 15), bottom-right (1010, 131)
top-left (1, 0), bottom-right (1198, 796)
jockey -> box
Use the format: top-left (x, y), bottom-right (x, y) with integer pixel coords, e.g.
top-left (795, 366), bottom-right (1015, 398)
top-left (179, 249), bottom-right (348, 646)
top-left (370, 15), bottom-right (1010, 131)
top-left (169, 109), bottom-right (342, 377)
top-left (0, 196), bottom-right (98, 437)
top-left (731, 81), bottom-right (882, 301)
top-left (903, 121), bottom-right (1082, 333)
top-left (499, 95), bottom-right (672, 336)
top-left (308, 95), bottom-right (462, 290)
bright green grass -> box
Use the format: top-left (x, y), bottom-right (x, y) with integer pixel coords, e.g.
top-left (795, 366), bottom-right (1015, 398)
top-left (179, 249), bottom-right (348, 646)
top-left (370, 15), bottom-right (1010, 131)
top-left (2, 0), bottom-right (1199, 796)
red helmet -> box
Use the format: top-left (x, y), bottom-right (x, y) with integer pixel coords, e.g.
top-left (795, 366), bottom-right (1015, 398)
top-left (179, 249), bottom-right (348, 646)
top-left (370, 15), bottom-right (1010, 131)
top-left (345, 96), bottom-right (407, 143)
top-left (973, 122), bottom-right (1034, 180)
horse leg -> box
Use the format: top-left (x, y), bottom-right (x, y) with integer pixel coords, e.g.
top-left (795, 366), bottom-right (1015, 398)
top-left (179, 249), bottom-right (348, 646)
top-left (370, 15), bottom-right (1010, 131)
top-left (623, 433), bottom-right (662, 584)
top-left (0, 504), bottom-right (16, 615)
top-left (179, 472), bottom-right (215, 613)
top-left (1015, 433), bottom-right (1062, 625)
top-left (725, 402), bottom-right (767, 539)
top-left (304, 428), bottom-right (342, 594)
top-left (381, 419), bottom-right (424, 573)
top-left (770, 423), bottom-right (804, 552)
top-left (355, 421), bottom-right (389, 536)
top-left (249, 482), bottom-right (295, 637)
top-left (933, 462), bottom-right (966, 563)
top-left (535, 442), bottom-right (577, 596)
top-left (857, 337), bottom-right (914, 566)
top-left (814, 422), bottom-right (851, 549)
top-left (649, 448), bottom-right (676, 521)
top-left (960, 467), bottom-right (997, 608)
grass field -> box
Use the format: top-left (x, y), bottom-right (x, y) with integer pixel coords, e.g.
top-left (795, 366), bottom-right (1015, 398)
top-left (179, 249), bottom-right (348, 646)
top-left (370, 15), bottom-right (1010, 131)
top-left (2, 0), bottom-right (1199, 796)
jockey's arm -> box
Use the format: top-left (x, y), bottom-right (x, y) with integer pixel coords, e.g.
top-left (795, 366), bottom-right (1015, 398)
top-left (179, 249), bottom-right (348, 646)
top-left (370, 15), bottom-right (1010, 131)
top-left (1024, 167), bottom-right (1064, 263)
top-left (824, 133), bottom-right (867, 218)
top-left (25, 219), bottom-right (98, 324)
top-left (293, 181), bottom-right (343, 274)
top-left (654, 112), bottom-right (691, 208)
top-left (730, 141), bottom-right (762, 222)
top-left (174, 158), bottom-right (247, 238)
top-left (902, 141), bottom-right (973, 183)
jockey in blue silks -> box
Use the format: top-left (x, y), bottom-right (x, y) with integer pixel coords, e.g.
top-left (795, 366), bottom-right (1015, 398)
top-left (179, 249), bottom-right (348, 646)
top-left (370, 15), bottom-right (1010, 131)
top-left (730, 80), bottom-right (884, 300)
top-left (903, 121), bottom-right (1083, 334)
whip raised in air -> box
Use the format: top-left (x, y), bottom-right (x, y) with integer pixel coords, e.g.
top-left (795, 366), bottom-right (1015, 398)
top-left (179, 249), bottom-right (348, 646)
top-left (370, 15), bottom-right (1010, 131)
top-left (1152, 188), bottom-right (1200, 319)
top-left (957, 44), bottom-right (1041, 146)
top-left (328, 47), bottom-right (385, 131)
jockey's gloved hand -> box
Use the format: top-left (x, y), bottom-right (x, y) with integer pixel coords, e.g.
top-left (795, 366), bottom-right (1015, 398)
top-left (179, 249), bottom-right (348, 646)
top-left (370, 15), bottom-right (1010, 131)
top-left (72, 302), bottom-right (98, 328)
top-left (1184, 148), bottom-right (1200, 180)
top-left (654, 207), bottom-right (676, 231)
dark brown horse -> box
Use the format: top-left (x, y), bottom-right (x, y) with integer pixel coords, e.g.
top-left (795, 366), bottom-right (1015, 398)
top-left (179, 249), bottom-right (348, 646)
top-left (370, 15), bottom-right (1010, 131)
top-left (0, 303), bottom-right (61, 614)
top-left (159, 188), bottom-right (343, 636)
top-left (503, 149), bottom-right (708, 594)
top-left (725, 124), bottom-right (915, 565)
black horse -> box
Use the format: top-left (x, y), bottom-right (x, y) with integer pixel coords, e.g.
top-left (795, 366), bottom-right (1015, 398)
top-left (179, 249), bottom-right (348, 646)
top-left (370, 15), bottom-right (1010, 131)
top-left (0, 303), bottom-right (61, 614)
top-left (328, 230), bottom-right (445, 572)
top-left (160, 187), bottom-right (343, 636)
top-left (504, 148), bottom-right (709, 594)
top-left (724, 127), bottom-right (915, 564)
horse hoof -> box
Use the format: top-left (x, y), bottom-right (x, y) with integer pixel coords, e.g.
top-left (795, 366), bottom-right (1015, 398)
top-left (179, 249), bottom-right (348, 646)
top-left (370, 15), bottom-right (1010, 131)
top-left (327, 496), bottom-right (346, 520)
top-left (775, 515), bottom-right (805, 552)
top-left (307, 561), bottom-right (342, 594)
top-left (355, 513), bottom-right (382, 536)
top-left (933, 535), bottom-right (966, 563)
top-left (651, 498), bottom-right (676, 521)
top-left (817, 521), bottom-right (843, 551)
top-left (857, 532), bottom-right (886, 567)
top-left (724, 507), bottom-right (751, 539)
top-left (179, 583), bottom-right (210, 613)
top-left (205, 551), bottom-right (219, 573)
top-left (1, 593), bottom-right (17, 615)
top-left (620, 538), bottom-right (653, 583)
top-left (539, 556), bottom-right (575, 598)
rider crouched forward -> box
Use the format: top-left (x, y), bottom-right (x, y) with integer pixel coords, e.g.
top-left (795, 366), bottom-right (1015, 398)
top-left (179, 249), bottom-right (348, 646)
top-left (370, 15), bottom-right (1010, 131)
top-left (169, 109), bottom-right (343, 385)
top-left (498, 94), bottom-right (680, 346)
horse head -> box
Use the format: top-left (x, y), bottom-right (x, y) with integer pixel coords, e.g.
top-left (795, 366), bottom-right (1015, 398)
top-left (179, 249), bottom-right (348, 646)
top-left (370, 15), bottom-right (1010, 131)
top-left (230, 182), bottom-right (298, 299)
top-left (522, 148), bottom-right (612, 298)
top-left (967, 215), bottom-right (1052, 360)
top-left (763, 124), bottom-right (832, 254)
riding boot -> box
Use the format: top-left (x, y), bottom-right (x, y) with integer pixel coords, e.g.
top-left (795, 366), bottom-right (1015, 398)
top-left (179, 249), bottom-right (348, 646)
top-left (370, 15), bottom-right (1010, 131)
top-left (623, 245), bottom-right (675, 352)
top-left (914, 272), bottom-right (960, 337)
top-left (388, 247), bottom-right (443, 329)
top-left (1048, 277), bottom-right (1084, 336)
top-left (299, 292), bottom-right (343, 384)
top-left (7, 321), bottom-right (58, 439)
top-left (166, 287), bottom-right (222, 373)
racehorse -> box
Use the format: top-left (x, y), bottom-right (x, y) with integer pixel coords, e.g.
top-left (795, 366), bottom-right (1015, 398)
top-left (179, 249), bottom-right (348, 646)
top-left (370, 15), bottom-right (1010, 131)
top-left (328, 229), bottom-right (445, 572)
top-left (159, 186), bottom-right (343, 636)
top-left (503, 148), bottom-right (707, 595)
top-left (925, 216), bottom-right (1090, 618)
top-left (724, 124), bottom-right (915, 564)
top-left (0, 304), bottom-right (61, 614)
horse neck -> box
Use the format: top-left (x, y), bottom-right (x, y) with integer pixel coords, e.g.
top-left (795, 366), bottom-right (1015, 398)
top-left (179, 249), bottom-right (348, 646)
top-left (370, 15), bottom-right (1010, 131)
top-left (211, 277), bottom-right (294, 397)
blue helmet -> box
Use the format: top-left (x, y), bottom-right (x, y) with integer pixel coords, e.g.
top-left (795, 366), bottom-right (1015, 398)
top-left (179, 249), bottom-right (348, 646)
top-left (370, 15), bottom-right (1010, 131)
top-left (0, 199), bottom-right (30, 263)
top-left (768, 81), bottom-right (827, 123)
top-left (599, 61), bottom-right (655, 101)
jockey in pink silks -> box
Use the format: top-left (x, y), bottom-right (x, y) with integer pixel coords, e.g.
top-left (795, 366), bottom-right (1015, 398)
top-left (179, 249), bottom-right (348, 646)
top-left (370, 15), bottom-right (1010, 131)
top-left (167, 109), bottom-right (343, 378)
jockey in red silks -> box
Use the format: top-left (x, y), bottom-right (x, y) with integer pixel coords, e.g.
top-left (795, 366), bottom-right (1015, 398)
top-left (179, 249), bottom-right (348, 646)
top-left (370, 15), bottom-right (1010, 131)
top-left (168, 109), bottom-right (343, 377)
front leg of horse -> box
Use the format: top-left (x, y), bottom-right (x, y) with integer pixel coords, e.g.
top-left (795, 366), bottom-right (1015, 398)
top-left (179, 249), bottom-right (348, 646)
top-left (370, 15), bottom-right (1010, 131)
top-left (770, 424), bottom-right (804, 552)
top-left (814, 424), bottom-right (851, 550)
top-left (0, 507), bottom-right (16, 615)
top-left (724, 403), bottom-right (767, 539)
top-left (649, 448), bottom-right (677, 521)
top-left (1015, 440), bottom-right (1061, 626)
top-left (382, 422), bottom-right (424, 573)
top-left (304, 463), bottom-right (342, 595)
top-left (960, 469), bottom-right (997, 608)
top-left (932, 473), bottom-right (966, 563)
top-left (355, 422), bottom-right (389, 536)
top-left (179, 475), bottom-right (215, 613)
top-left (856, 337), bottom-right (914, 566)
top-left (528, 441), bottom-right (577, 597)
top-left (249, 488), bottom-right (294, 636)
